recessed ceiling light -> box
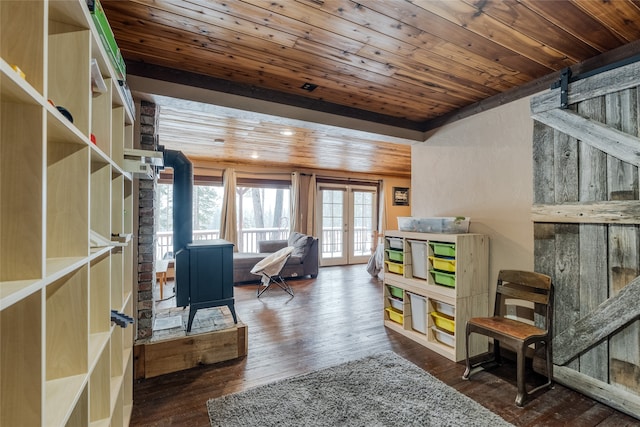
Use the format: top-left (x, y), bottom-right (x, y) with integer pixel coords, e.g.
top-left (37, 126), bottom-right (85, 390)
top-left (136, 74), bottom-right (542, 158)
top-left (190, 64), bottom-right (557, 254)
top-left (301, 82), bottom-right (318, 92)
top-left (280, 130), bottom-right (294, 136)
top-left (251, 152), bottom-right (259, 159)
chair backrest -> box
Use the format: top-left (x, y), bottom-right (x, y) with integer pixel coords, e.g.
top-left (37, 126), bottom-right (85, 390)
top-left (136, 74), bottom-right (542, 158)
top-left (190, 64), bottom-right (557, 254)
top-left (495, 270), bottom-right (553, 333)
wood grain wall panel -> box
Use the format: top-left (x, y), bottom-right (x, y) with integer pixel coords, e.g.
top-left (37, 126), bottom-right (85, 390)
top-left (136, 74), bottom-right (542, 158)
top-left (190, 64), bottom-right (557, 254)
top-left (576, 96), bottom-right (608, 382)
top-left (363, 0), bottom-right (554, 77)
top-left (102, 0), bottom-right (640, 130)
top-left (571, 0), bottom-right (640, 42)
top-left (462, 0), bottom-right (601, 61)
top-left (604, 88), bottom-right (640, 394)
top-left (156, 106), bottom-right (412, 177)
top-left (519, 0), bottom-right (627, 51)
top-left (531, 60), bottom-right (640, 416)
top-left (99, 0), bottom-right (640, 179)
top-left (411, 0), bottom-right (575, 70)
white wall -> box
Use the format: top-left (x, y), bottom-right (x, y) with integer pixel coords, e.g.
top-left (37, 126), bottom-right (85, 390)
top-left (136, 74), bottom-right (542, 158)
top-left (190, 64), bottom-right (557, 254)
top-left (412, 96), bottom-right (535, 287)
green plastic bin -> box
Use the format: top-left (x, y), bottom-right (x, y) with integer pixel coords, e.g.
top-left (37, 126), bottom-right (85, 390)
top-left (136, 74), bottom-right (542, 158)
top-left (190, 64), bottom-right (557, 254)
top-left (430, 269), bottom-right (456, 288)
top-left (387, 285), bottom-right (403, 299)
top-left (385, 248), bottom-right (403, 262)
top-left (429, 242), bottom-right (456, 257)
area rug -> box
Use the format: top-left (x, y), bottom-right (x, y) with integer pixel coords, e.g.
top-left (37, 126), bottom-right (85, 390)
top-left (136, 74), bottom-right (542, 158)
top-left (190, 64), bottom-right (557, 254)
top-left (207, 351), bottom-right (513, 426)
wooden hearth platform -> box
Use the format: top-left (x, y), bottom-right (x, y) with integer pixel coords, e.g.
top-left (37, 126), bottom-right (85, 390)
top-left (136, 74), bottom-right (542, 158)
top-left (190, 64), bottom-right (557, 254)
top-left (134, 306), bottom-right (247, 379)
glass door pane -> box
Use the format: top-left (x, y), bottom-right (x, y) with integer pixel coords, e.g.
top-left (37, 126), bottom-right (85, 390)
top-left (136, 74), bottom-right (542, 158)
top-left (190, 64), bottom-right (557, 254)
top-left (350, 189), bottom-right (375, 264)
top-left (319, 188), bottom-right (347, 266)
top-left (317, 184), bottom-right (377, 266)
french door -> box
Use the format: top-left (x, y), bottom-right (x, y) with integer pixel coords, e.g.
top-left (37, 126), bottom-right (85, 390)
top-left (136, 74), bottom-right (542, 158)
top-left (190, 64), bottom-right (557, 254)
top-left (317, 183), bottom-right (377, 266)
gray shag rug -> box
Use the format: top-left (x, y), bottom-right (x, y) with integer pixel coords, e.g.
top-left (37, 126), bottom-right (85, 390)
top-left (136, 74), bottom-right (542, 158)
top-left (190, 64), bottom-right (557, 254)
top-left (207, 351), bottom-right (513, 426)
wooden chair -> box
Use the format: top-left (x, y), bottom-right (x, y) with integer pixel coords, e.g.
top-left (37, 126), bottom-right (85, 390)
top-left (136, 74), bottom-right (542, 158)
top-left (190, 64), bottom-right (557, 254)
top-left (462, 270), bottom-right (554, 406)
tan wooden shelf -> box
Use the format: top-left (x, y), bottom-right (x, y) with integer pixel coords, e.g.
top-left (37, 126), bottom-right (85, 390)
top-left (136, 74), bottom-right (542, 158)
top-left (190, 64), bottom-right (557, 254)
top-left (1, 1), bottom-right (135, 425)
top-left (383, 231), bottom-right (490, 362)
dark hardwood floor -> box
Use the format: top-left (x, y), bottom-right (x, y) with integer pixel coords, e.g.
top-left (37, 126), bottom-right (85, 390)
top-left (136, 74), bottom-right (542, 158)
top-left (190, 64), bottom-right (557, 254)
top-left (131, 265), bottom-right (639, 426)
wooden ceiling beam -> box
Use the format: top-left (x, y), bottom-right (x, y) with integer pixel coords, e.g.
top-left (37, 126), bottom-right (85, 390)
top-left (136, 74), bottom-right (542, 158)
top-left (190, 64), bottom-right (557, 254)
top-left (127, 60), bottom-right (426, 131)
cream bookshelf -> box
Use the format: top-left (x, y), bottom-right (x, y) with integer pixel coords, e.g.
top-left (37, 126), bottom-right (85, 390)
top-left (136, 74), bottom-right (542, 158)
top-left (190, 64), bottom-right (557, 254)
top-left (383, 230), bottom-right (489, 362)
top-left (1, 1), bottom-right (135, 426)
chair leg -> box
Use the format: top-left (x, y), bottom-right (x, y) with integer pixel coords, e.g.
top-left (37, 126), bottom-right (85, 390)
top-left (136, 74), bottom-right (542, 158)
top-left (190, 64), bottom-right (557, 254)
top-left (493, 339), bottom-right (502, 365)
top-left (544, 339), bottom-right (553, 390)
top-left (515, 345), bottom-right (527, 407)
top-left (257, 274), bottom-right (293, 297)
top-left (462, 326), bottom-right (472, 380)
top-left (257, 274), bottom-right (271, 297)
top-left (273, 275), bottom-right (294, 296)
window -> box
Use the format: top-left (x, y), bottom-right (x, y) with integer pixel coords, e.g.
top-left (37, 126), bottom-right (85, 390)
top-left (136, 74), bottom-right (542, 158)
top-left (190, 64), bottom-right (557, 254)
top-left (155, 182), bottom-right (224, 259)
top-left (236, 185), bottom-right (290, 252)
top-left (155, 180), bottom-right (291, 256)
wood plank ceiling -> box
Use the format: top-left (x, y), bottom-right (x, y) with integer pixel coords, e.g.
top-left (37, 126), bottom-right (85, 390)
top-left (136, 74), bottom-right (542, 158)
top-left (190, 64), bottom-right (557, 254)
top-left (102, 0), bottom-right (640, 177)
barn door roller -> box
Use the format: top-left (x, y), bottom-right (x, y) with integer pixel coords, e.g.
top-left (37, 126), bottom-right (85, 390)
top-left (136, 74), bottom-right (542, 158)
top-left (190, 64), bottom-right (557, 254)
top-left (548, 67), bottom-right (572, 109)
top-left (559, 68), bottom-right (571, 109)
top-left (550, 54), bottom-right (640, 109)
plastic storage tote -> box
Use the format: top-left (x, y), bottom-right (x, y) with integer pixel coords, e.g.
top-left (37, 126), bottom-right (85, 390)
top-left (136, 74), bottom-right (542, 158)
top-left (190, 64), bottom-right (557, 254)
top-left (429, 256), bottom-right (456, 272)
top-left (386, 285), bottom-right (403, 299)
top-left (430, 311), bottom-right (455, 334)
top-left (385, 307), bottom-right (404, 324)
top-left (387, 296), bottom-right (403, 311)
top-left (408, 240), bottom-right (428, 279)
top-left (385, 248), bottom-right (403, 262)
top-left (408, 292), bottom-right (427, 334)
top-left (386, 237), bottom-right (403, 249)
top-left (431, 326), bottom-right (454, 347)
top-left (429, 242), bottom-right (456, 257)
top-left (430, 270), bottom-right (456, 287)
top-left (385, 260), bottom-right (404, 275)
top-left (433, 300), bottom-right (455, 317)
top-left (398, 217), bottom-right (470, 233)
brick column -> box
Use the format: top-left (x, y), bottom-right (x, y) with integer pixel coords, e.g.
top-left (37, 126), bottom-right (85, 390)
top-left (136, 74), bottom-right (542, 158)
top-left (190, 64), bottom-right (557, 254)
top-left (136, 101), bottom-right (159, 340)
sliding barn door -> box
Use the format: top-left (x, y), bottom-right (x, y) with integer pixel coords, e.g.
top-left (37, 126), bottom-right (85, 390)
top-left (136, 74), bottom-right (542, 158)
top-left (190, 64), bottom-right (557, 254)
top-left (531, 61), bottom-right (640, 418)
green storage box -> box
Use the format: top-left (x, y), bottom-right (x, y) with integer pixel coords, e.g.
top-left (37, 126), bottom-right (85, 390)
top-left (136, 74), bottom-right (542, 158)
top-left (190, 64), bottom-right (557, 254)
top-left (385, 248), bottom-right (403, 262)
top-left (387, 285), bottom-right (403, 299)
top-left (429, 241), bottom-right (456, 257)
top-left (91, 0), bottom-right (126, 80)
top-left (430, 269), bottom-right (456, 288)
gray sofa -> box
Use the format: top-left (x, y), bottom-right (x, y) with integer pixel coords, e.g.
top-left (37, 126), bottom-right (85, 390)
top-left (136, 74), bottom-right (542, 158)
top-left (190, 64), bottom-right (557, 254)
top-left (233, 232), bottom-right (319, 284)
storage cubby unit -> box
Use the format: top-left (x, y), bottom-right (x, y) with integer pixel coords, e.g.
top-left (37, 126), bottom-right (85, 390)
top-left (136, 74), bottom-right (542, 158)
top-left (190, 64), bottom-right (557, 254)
top-left (383, 230), bottom-right (489, 362)
top-left (1, 1), bottom-right (135, 425)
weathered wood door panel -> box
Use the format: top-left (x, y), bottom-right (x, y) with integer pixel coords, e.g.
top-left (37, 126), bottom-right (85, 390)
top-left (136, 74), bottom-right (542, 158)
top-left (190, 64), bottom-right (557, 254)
top-left (531, 63), bottom-right (640, 418)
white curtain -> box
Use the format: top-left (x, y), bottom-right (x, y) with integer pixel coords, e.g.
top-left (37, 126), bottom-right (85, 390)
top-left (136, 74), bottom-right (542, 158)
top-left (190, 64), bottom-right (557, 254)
top-left (305, 173), bottom-right (317, 236)
top-left (378, 179), bottom-right (386, 239)
top-left (220, 168), bottom-right (238, 251)
top-left (290, 172), bottom-right (317, 236)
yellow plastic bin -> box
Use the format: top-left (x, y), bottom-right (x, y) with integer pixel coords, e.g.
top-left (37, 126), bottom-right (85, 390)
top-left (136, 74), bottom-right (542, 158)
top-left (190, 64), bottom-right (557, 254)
top-left (429, 256), bottom-right (456, 272)
top-left (430, 311), bottom-right (455, 334)
top-left (385, 307), bottom-right (404, 325)
top-left (385, 260), bottom-right (404, 275)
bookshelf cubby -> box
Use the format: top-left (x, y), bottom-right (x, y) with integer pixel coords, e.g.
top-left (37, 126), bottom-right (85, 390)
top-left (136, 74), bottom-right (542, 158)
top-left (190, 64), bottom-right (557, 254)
top-left (383, 230), bottom-right (490, 362)
top-left (0, 1), bottom-right (135, 425)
